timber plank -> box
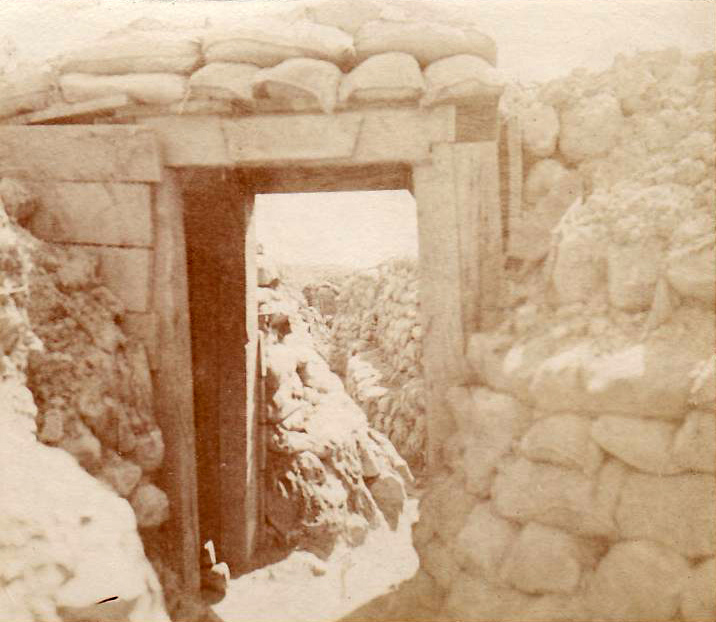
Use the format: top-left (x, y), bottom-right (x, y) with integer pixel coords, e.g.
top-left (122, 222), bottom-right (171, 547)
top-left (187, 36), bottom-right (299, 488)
top-left (28, 182), bottom-right (152, 247)
top-left (142, 106), bottom-right (455, 167)
top-left (251, 163), bottom-right (412, 194)
top-left (139, 116), bottom-right (229, 167)
top-left (223, 113), bottom-right (363, 164)
top-left (412, 146), bottom-right (468, 468)
top-left (452, 142), bottom-right (503, 332)
top-left (0, 95), bottom-right (130, 126)
top-left (152, 169), bottom-right (201, 594)
top-left (0, 125), bottom-right (162, 182)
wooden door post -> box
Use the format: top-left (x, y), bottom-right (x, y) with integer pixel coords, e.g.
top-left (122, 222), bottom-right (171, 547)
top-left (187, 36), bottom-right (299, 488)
top-left (152, 168), bottom-right (201, 594)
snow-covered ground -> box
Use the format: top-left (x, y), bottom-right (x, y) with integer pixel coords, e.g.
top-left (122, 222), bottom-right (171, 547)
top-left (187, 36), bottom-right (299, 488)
top-left (213, 497), bottom-right (419, 622)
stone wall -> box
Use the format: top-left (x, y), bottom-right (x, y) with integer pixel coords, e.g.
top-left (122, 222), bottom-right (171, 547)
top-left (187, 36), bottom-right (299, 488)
top-left (257, 252), bottom-right (412, 558)
top-left (0, 186), bottom-right (169, 622)
top-left (330, 258), bottom-right (426, 469)
top-left (400, 48), bottom-right (715, 622)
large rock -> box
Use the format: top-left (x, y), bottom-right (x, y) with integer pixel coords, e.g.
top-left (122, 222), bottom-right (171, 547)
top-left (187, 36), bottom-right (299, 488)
top-left (672, 410), bottom-right (716, 473)
top-left (585, 540), bottom-right (689, 622)
top-left (492, 457), bottom-right (626, 537)
top-left (521, 414), bottom-right (603, 475)
top-left (446, 386), bottom-right (530, 494)
top-left (590, 415), bottom-right (680, 474)
top-left (499, 522), bottom-right (583, 595)
top-left (453, 502), bottom-right (518, 580)
top-left (559, 93), bottom-right (624, 163)
top-left (368, 472), bottom-right (405, 530)
top-left (522, 101), bottom-right (560, 158)
top-left (666, 241), bottom-right (715, 305)
top-left (607, 238), bottom-right (663, 311)
top-left (616, 472), bottom-right (715, 558)
top-left (529, 337), bottom-right (708, 418)
top-left (681, 557), bottom-right (716, 622)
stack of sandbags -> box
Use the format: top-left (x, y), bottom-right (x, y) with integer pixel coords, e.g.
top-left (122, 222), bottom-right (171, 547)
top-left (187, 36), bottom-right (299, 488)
top-left (259, 278), bottom-right (411, 555)
top-left (32, 0), bottom-right (501, 117)
top-left (22, 226), bottom-right (169, 530)
top-left (330, 257), bottom-right (425, 467)
top-left (0, 189), bottom-right (169, 622)
top-left (56, 31), bottom-right (201, 105)
top-left (0, 66), bottom-right (58, 120)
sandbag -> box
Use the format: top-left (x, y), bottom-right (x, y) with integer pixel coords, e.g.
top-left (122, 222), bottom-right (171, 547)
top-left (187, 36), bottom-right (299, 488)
top-left (354, 20), bottom-right (496, 67)
top-left (666, 239), bottom-right (716, 305)
top-left (188, 62), bottom-right (258, 104)
top-left (202, 19), bottom-right (355, 67)
top-left (306, 0), bottom-right (382, 35)
top-left (338, 52), bottom-right (424, 104)
top-left (421, 54), bottom-right (505, 107)
top-left (252, 58), bottom-right (342, 113)
top-left (521, 414), bottom-right (604, 475)
top-left (57, 33), bottom-right (201, 75)
top-left (0, 67), bottom-right (55, 120)
top-left (60, 73), bottom-right (187, 105)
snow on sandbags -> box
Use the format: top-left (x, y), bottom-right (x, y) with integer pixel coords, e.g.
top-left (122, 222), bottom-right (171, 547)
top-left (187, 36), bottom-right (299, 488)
top-left (56, 32), bottom-right (202, 75)
top-left (354, 20), bottom-right (496, 67)
top-left (0, 67), bottom-right (56, 120)
top-left (60, 73), bottom-right (188, 105)
top-left (338, 52), bottom-right (425, 104)
top-left (252, 58), bottom-right (342, 113)
top-left (421, 55), bottom-right (505, 107)
top-left (188, 62), bottom-right (258, 104)
top-left (202, 19), bottom-right (355, 68)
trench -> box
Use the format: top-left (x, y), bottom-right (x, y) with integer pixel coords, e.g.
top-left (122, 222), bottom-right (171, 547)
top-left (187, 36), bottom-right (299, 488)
top-left (199, 188), bottom-right (426, 622)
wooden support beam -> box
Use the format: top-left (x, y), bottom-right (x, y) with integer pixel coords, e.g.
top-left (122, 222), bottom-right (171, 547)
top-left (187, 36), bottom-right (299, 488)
top-left (0, 125), bottom-right (162, 182)
top-left (135, 106), bottom-right (455, 167)
top-left (452, 142), bottom-right (503, 333)
top-left (0, 95), bottom-right (131, 126)
top-left (27, 182), bottom-right (153, 247)
top-left (251, 163), bottom-right (412, 194)
top-left (499, 116), bottom-right (523, 254)
top-left (151, 169), bottom-right (201, 595)
top-left (412, 146), bottom-right (468, 468)
top-left (121, 311), bottom-right (158, 370)
top-left (181, 169), bottom-right (260, 575)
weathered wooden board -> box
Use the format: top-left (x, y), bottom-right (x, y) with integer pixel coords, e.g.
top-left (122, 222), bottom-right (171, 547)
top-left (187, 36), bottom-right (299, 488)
top-left (224, 113), bottom-right (363, 163)
top-left (69, 245), bottom-right (151, 313)
top-left (151, 169), bottom-right (201, 594)
top-left (28, 182), bottom-right (152, 247)
top-left (251, 163), bottom-right (412, 194)
top-left (0, 125), bottom-right (162, 182)
top-left (181, 168), bottom-right (260, 574)
top-left (121, 311), bottom-right (157, 370)
top-left (136, 106), bottom-right (456, 167)
top-left (452, 142), bottom-right (503, 332)
top-left (138, 116), bottom-right (229, 167)
top-left (412, 146), bottom-right (468, 468)
top-left (500, 116), bottom-right (523, 254)
top-left (0, 95), bottom-right (130, 126)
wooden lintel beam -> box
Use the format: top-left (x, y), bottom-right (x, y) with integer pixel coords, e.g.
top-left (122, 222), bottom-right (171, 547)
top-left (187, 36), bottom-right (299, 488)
top-left (249, 163), bottom-right (412, 194)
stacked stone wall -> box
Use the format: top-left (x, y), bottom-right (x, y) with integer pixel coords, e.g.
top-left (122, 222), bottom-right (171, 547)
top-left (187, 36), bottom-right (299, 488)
top-left (330, 258), bottom-right (426, 469)
top-left (257, 252), bottom-right (412, 558)
top-left (401, 49), bottom-right (715, 622)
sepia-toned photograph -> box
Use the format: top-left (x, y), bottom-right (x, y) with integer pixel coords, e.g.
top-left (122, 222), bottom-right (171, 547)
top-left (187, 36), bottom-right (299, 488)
top-left (0, 0), bottom-right (714, 620)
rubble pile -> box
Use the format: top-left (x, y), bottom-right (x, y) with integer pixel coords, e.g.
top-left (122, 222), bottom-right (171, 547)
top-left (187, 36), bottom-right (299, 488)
top-left (398, 49), bottom-right (716, 622)
top-left (329, 258), bottom-right (425, 469)
top-left (257, 249), bottom-right (412, 558)
top-left (0, 183), bottom-right (169, 622)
